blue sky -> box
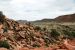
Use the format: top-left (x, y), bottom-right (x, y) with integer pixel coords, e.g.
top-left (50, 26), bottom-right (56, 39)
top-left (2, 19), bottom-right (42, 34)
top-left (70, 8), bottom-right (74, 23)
top-left (0, 0), bottom-right (75, 21)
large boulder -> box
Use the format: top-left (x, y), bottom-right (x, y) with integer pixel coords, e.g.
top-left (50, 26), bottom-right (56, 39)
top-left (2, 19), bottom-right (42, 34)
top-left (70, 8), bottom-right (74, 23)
top-left (0, 11), bottom-right (6, 23)
top-left (0, 48), bottom-right (8, 50)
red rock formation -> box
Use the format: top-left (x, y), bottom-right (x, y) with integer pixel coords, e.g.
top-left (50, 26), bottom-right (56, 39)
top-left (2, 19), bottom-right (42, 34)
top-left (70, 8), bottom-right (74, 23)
top-left (55, 14), bottom-right (75, 22)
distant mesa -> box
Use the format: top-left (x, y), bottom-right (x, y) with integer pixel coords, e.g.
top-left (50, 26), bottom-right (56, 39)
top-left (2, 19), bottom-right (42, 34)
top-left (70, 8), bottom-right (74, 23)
top-left (55, 14), bottom-right (75, 22)
top-left (33, 19), bottom-right (54, 22)
top-left (30, 13), bottom-right (75, 23)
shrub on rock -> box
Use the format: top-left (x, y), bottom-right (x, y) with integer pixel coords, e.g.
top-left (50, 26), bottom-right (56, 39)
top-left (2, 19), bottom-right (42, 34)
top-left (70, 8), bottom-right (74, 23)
top-left (0, 40), bottom-right (10, 49)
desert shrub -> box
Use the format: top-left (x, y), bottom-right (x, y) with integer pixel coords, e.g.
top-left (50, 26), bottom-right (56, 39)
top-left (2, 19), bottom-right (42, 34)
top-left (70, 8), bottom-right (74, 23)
top-left (14, 35), bottom-right (18, 40)
top-left (32, 43), bottom-right (40, 47)
top-left (42, 27), bottom-right (47, 31)
top-left (42, 34), bottom-right (55, 47)
top-left (63, 30), bottom-right (70, 35)
top-left (0, 40), bottom-right (10, 49)
top-left (50, 29), bottom-right (60, 38)
top-left (63, 30), bottom-right (75, 39)
top-left (34, 26), bottom-right (41, 31)
top-left (64, 26), bottom-right (70, 28)
top-left (63, 30), bottom-right (71, 38)
top-left (44, 38), bottom-right (50, 47)
top-left (70, 31), bottom-right (75, 38)
top-left (29, 32), bottom-right (35, 41)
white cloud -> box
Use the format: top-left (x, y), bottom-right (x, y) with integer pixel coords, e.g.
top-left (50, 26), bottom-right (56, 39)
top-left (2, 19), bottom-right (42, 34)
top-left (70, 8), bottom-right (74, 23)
top-left (0, 0), bottom-right (75, 21)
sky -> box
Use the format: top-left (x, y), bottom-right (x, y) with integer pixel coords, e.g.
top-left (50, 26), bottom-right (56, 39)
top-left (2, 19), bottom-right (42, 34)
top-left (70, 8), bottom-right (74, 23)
top-left (0, 0), bottom-right (75, 21)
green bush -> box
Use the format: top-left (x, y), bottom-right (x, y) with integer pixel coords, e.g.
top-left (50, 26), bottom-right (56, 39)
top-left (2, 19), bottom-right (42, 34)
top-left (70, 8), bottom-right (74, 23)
top-left (34, 26), bottom-right (41, 31)
top-left (51, 29), bottom-right (60, 38)
top-left (0, 40), bottom-right (10, 49)
top-left (44, 38), bottom-right (50, 47)
top-left (32, 43), bottom-right (40, 47)
top-left (42, 27), bottom-right (47, 31)
top-left (63, 30), bottom-right (70, 35)
top-left (70, 31), bottom-right (75, 38)
top-left (63, 30), bottom-right (75, 39)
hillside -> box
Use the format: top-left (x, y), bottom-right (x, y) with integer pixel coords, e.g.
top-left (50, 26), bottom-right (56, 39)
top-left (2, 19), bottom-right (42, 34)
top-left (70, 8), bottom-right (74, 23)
top-left (55, 14), bottom-right (75, 22)
top-left (18, 13), bottom-right (75, 24)
top-left (0, 11), bottom-right (75, 50)
top-left (33, 19), bottom-right (54, 22)
top-left (38, 13), bottom-right (75, 22)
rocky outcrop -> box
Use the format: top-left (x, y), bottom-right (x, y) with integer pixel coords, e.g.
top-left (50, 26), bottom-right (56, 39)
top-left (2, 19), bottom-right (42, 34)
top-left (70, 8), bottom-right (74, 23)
top-left (0, 48), bottom-right (8, 50)
top-left (0, 11), bottom-right (52, 50)
top-left (0, 11), bottom-right (75, 50)
top-left (0, 11), bottom-right (6, 24)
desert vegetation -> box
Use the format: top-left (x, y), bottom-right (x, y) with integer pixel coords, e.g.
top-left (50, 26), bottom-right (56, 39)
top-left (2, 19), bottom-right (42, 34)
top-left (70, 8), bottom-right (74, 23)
top-left (0, 11), bottom-right (75, 50)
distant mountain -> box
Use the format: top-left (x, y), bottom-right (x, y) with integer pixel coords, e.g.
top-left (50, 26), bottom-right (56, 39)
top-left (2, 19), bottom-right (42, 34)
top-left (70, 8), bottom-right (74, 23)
top-left (55, 14), bottom-right (75, 22)
top-left (17, 13), bottom-right (75, 24)
top-left (33, 19), bottom-right (54, 22)
top-left (17, 20), bottom-right (28, 24)
top-left (33, 13), bottom-right (75, 22)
